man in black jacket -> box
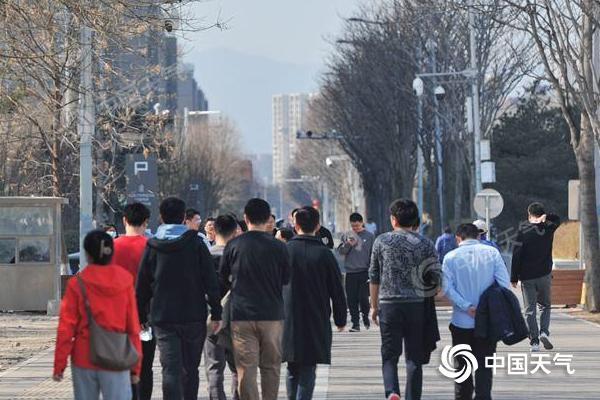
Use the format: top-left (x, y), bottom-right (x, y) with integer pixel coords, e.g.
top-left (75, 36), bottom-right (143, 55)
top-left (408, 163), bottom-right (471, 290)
top-left (219, 198), bottom-right (291, 400)
top-left (511, 202), bottom-right (560, 352)
top-left (137, 197), bottom-right (222, 400)
top-left (283, 206), bottom-right (347, 400)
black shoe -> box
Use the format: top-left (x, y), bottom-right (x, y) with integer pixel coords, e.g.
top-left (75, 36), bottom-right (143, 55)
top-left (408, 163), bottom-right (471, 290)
top-left (364, 322), bottom-right (371, 330)
top-left (349, 326), bottom-right (360, 332)
top-left (540, 332), bottom-right (554, 350)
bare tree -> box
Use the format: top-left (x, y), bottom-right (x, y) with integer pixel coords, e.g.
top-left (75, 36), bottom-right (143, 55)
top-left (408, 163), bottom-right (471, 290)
top-left (0, 0), bottom-right (223, 239)
top-left (315, 0), bottom-right (534, 233)
top-left (163, 116), bottom-right (247, 217)
top-left (482, 0), bottom-right (600, 311)
top-left (290, 96), bottom-right (361, 232)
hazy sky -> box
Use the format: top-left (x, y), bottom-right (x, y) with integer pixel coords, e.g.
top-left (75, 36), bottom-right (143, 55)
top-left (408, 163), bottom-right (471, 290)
top-left (183, 0), bottom-right (363, 65)
top-left (180, 0), bottom-right (365, 153)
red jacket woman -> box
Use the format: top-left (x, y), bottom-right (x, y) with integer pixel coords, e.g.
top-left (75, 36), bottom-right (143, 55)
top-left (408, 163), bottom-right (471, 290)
top-left (53, 230), bottom-right (142, 399)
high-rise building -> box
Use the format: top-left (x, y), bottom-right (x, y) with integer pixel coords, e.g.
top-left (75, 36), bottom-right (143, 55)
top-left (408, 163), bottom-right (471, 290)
top-left (272, 93), bottom-right (311, 185)
top-left (177, 63), bottom-right (209, 114)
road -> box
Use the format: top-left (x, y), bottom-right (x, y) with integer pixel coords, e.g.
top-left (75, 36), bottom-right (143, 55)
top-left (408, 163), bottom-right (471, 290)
top-left (1, 309), bottom-right (598, 399)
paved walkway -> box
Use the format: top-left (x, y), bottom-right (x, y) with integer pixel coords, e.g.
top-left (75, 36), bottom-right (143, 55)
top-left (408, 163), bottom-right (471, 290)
top-left (1, 310), bottom-right (599, 399)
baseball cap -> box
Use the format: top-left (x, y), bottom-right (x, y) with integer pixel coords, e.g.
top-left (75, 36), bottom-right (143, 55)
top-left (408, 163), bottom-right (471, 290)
top-left (472, 219), bottom-right (487, 233)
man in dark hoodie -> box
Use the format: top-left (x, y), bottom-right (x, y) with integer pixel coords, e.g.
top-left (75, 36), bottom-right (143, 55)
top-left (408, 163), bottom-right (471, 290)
top-left (137, 197), bottom-right (223, 400)
top-left (511, 202), bottom-right (561, 352)
top-left (283, 206), bottom-right (347, 400)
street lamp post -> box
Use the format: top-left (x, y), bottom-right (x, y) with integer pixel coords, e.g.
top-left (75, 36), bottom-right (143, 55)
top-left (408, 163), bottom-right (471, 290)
top-left (469, 0), bottom-right (483, 194)
top-left (79, 23), bottom-right (94, 270)
top-left (346, 12), bottom-right (482, 208)
top-left (426, 39), bottom-right (446, 232)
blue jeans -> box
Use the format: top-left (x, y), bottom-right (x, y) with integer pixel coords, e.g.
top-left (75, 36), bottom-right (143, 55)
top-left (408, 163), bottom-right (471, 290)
top-left (72, 366), bottom-right (131, 400)
top-left (286, 363), bottom-right (317, 400)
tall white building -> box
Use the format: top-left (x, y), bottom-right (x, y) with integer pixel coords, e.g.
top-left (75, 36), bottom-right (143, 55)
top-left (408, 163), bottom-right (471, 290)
top-left (272, 93), bottom-right (311, 185)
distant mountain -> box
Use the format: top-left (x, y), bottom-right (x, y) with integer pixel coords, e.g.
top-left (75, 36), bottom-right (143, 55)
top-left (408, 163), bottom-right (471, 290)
top-left (184, 48), bottom-right (321, 154)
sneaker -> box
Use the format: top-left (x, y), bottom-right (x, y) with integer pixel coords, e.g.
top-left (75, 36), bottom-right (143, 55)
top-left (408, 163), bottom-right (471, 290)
top-left (540, 332), bottom-right (554, 350)
top-left (530, 343), bottom-right (540, 352)
top-left (349, 326), bottom-right (360, 332)
top-left (387, 393), bottom-right (401, 400)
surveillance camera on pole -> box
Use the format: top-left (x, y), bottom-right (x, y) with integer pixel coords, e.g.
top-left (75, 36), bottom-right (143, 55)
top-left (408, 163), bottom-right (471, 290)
top-left (412, 77), bottom-right (424, 97)
top-left (434, 85), bottom-right (446, 101)
top-left (325, 157), bottom-right (334, 168)
top-left (162, 4), bottom-right (179, 32)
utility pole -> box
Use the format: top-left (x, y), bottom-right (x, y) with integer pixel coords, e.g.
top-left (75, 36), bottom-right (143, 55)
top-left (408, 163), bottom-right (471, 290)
top-left (79, 23), bottom-right (94, 269)
top-left (469, 0), bottom-right (482, 194)
top-left (416, 46), bottom-right (424, 221)
top-left (427, 39), bottom-right (445, 231)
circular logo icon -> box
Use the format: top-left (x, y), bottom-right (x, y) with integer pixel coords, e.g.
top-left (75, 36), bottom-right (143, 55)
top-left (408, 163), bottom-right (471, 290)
top-left (438, 344), bottom-right (479, 383)
top-left (411, 256), bottom-right (441, 297)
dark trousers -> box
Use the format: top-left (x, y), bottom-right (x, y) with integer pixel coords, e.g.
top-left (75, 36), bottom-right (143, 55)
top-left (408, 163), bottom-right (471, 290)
top-left (154, 322), bottom-right (207, 400)
top-left (132, 336), bottom-right (157, 400)
top-left (286, 363), bottom-right (317, 400)
top-left (379, 302), bottom-right (425, 400)
top-left (345, 271), bottom-right (370, 328)
top-left (521, 274), bottom-right (552, 343)
top-left (204, 335), bottom-right (239, 400)
top-left (450, 324), bottom-right (496, 400)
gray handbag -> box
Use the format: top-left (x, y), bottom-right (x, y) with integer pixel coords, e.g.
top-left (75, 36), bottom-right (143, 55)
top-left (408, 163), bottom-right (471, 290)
top-left (76, 275), bottom-right (139, 371)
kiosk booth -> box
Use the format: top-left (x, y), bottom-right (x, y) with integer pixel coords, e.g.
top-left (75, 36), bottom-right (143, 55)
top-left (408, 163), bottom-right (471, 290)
top-left (0, 197), bottom-right (68, 312)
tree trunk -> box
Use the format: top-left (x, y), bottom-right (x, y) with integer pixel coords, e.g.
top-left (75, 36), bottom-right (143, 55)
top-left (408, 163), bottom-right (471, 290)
top-left (577, 115), bottom-right (600, 311)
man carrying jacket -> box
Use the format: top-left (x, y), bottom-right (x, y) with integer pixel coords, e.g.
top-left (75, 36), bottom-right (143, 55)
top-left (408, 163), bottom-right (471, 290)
top-left (137, 197), bottom-right (222, 400)
top-left (369, 199), bottom-right (440, 400)
top-left (283, 206), bottom-right (347, 400)
top-left (442, 223), bottom-right (510, 400)
top-left (511, 202), bottom-right (560, 352)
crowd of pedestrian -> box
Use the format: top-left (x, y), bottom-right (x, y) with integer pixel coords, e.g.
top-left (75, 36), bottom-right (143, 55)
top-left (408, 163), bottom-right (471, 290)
top-left (52, 195), bottom-right (559, 400)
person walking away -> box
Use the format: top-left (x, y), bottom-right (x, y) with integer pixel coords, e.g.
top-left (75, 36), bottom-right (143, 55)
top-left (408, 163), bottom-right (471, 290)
top-left (283, 207), bottom-right (347, 400)
top-left (205, 215), bottom-right (240, 400)
top-left (435, 225), bottom-right (457, 263)
top-left (337, 212), bottom-right (375, 332)
top-left (137, 197), bottom-right (223, 400)
top-left (511, 202), bottom-right (560, 352)
top-left (369, 199), bottom-right (441, 400)
top-left (113, 202), bottom-right (154, 400)
top-left (472, 220), bottom-right (501, 252)
top-left (291, 208), bottom-right (334, 249)
top-left (219, 198), bottom-right (291, 400)
top-left (184, 208), bottom-right (212, 248)
top-left (53, 230), bottom-right (142, 400)
top-left (442, 223), bottom-right (511, 400)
